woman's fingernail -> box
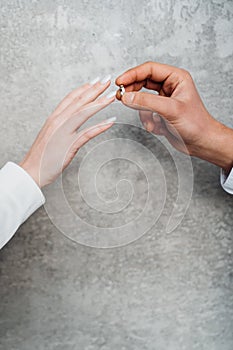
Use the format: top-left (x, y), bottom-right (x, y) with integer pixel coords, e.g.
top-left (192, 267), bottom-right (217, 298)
top-left (105, 116), bottom-right (117, 124)
top-left (123, 92), bottom-right (135, 104)
top-left (105, 91), bottom-right (116, 99)
top-left (101, 74), bottom-right (111, 84)
top-left (89, 76), bottom-right (100, 85)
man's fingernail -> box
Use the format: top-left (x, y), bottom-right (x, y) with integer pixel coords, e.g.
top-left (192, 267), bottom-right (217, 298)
top-left (101, 74), bottom-right (111, 84)
top-left (89, 76), bottom-right (100, 85)
top-left (123, 92), bottom-right (135, 104)
top-left (117, 74), bottom-right (123, 80)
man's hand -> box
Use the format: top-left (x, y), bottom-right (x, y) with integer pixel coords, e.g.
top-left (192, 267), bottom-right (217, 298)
top-left (20, 76), bottom-right (116, 188)
top-left (116, 62), bottom-right (233, 172)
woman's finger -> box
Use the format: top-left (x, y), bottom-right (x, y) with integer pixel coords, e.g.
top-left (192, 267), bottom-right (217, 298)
top-left (51, 80), bottom-right (99, 117)
top-left (71, 117), bottom-right (116, 150)
top-left (66, 92), bottom-right (116, 132)
top-left (61, 75), bottom-right (112, 117)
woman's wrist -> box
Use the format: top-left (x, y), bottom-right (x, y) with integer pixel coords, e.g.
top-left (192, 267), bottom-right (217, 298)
top-left (19, 160), bottom-right (41, 189)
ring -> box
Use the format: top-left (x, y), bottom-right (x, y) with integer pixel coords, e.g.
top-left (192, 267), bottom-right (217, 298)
top-left (119, 84), bottom-right (125, 96)
top-left (116, 84), bottom-right (125, 100)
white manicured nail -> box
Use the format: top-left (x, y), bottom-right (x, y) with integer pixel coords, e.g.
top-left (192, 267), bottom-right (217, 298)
top-left (105, 91), bottom-right (116, 99)
top-left (89, 76), bottom-right (100, 85)
top-left (105, 117), bottom-right (116, 124)
top-left (101, 74), bottom-right (111, 84)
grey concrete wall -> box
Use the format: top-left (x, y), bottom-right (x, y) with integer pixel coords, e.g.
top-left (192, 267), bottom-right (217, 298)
top-left (0, 0), bottom-right (233, 349)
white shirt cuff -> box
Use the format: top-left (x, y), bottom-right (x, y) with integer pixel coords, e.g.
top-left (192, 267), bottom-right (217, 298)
top-left (0, 162), bottom-right (45, 249)
top-left (220, 167), bottom-right (233, 194)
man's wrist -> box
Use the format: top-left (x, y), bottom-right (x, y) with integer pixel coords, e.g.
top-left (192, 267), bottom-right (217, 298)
top-left (194, 120), bottom-right (233, 171)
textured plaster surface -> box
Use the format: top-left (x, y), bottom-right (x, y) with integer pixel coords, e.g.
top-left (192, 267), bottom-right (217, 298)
top-left (0, 1), bottom-right (233, 349)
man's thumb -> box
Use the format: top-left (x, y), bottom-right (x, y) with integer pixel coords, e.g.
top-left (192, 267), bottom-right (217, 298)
top-left (122, 91), bottom-right (175, 119)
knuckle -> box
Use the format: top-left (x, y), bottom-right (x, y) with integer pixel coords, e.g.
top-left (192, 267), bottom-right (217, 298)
top-left (47, 114), bottom-right (66, 131)
top-left (180, 68), bottom-right (192, 80)
top-left (139, 93), bottom-right (146, 106)
top-left (145, 60), bottom-right (154, 65)
top-left (74, 94), bottom-right (83, 104)
top-left (136, 92), bottom-right (145, 106)
top-left (144, 60), bottom-right (155, 67)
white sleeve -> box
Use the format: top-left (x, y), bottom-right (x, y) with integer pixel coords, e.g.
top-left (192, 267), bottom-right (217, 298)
top-left (220, 168), bottom-right (233, 194)
top-left (0, 162), bottom-right (45, 249)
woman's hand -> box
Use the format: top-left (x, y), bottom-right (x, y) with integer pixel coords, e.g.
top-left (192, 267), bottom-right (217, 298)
top-left (20, 76), bottom-right (116, 188)
top-left (116, 62), bottom-right (233, 172)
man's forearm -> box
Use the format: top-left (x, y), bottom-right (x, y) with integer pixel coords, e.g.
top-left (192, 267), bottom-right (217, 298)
top-left (192, 119), bottom-right (233, 173)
